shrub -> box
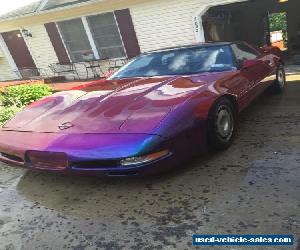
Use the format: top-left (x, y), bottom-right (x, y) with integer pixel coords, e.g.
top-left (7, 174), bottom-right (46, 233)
top-left (3, 84), bottom-right (52, 107)
top-left (0, 106), bottom-right (22, 126)
top-left (0, 84), bottom-right (53, 126)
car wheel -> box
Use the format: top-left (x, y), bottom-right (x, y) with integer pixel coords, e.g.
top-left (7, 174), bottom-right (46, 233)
top-left (271, 65), bottom-right (286, 94)
top-left (207, 98), bottom-right (236, 151)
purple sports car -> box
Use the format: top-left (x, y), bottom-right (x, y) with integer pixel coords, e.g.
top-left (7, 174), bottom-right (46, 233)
top-left (0, 42), bottom-right (285, 176)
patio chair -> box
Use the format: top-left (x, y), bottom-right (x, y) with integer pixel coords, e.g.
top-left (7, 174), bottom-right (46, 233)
top-left (49, 63), bottom-right (81, 80)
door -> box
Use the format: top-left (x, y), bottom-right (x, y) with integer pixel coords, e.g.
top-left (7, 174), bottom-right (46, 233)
top-left (231, 42), bottom-right (270, 103)
top-left (2, 30), bottom-right (37, 76)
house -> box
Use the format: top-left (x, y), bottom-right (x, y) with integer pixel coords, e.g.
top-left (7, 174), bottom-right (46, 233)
top-left (0, 0), bottom-right (299, 81)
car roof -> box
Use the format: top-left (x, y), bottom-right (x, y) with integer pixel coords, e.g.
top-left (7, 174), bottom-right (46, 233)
top-left (145, 42), bottom-right (234, 54)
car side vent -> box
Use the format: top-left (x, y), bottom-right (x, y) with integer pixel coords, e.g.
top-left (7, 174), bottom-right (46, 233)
top-left (0, 152), bottom-right (24, 163)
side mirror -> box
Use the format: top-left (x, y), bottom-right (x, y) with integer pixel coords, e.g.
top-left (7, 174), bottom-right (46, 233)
top-left (241, 59), bottom-right (257, 69)
top-left (260, 45), bottom-right (270, 54)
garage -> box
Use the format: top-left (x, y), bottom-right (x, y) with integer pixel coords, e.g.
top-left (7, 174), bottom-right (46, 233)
top-left (199, 0), bottom-right (300, 62)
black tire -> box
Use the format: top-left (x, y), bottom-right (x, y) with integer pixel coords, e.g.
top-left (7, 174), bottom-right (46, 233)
top-left (207, 97), bottom-right (236, 151)
top-left (270, 65), bottom-right (286, 94)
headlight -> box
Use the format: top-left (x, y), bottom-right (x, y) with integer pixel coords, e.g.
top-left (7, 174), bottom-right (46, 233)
top-left (120, 150), bottom-right (170, 167)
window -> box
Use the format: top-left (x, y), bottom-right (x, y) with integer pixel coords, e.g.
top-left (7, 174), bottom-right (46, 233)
top-left (231, 43), bottom-right (260, 62)
top-left (87, 13), bottom-right (126, 59)
top-left (110, 46), bottom-right (236, 79)
top-left (57, 18), bottom-right (94, 62)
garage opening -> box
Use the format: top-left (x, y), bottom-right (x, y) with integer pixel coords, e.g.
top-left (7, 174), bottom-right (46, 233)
top-left (201, 0), bottom-right (300, 63)
top-left (269, 12), bottom-right (288, 51)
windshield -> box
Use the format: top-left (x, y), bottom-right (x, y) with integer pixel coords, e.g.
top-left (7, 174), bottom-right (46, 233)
top-left (110, 45), bottom-right (236, 79)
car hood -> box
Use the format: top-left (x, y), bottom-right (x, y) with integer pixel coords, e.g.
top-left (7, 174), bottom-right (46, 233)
top-left (3, 75), bottom-right (213, 134)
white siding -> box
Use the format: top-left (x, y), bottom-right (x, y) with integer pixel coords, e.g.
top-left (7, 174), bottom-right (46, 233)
top-left (0, 0), bottom-right (244, 81)
top-left (22, 24), bottom-right (59, 77)
top-left (0, 48), bottom-right (4, 58)
top-left (0, 57), bottom-right (17, 81)
top-left (0, 37), bottom-right (18, 81)
top-left (130, 0), bottom-right (244, 52)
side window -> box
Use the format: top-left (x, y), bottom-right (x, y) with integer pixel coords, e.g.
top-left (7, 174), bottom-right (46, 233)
top-left (231, 43), bottom-right (260, 62)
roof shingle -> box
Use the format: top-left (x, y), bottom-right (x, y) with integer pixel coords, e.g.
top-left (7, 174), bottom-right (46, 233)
top-left (42, 0), bottom-right (93, 10)
top-left (0, 0), bottom-right (98, 21)
top-left (0, 1), bottom-right (42, 20)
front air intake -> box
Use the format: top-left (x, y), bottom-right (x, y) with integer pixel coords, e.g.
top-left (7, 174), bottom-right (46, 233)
top-left (72, 160), bottom-right (120, 170)
top-left (26, 151), bottom-right (69, 170)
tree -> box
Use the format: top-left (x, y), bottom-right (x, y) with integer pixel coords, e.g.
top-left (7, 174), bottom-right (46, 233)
top-left (269, 12), bottom-right (287, 32)
top-left (269, 12), bottom-right (288, 47)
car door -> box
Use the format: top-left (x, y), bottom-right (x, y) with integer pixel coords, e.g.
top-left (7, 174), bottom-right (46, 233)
top-left (247, 43), bottom-right (277, 95)
top-left (231, 42), bottom-right (269, 103)
top-left (256, 49), bottom-right (278, 94)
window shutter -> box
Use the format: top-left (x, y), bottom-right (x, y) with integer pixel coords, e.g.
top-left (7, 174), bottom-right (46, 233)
top-left (44, 22), bottom-right (70, 64)
top-left (114, 9), bottom-right (140, 58)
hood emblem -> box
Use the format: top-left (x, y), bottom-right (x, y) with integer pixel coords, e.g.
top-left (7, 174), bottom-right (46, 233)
top-left (58, 122), bottom-right (74, 130)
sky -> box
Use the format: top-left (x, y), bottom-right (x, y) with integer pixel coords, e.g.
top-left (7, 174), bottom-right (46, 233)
top-left (0, 0), bottom-right (40, 15)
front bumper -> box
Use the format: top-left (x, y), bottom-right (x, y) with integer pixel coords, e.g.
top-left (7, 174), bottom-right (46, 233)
top-left (0, 131), bottom-right (175, 176)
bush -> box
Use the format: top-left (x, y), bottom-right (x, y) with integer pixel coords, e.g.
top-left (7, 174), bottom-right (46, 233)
top-left (3, 84), bottom-right (52, 107)
top-left (0, 84), bottom-right (53, 126)
top-left (0, 106), bottom-right (22, 126)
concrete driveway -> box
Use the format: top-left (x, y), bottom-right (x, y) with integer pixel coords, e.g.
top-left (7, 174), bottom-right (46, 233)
top-left (0, 76), bottom-right (299, 250)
